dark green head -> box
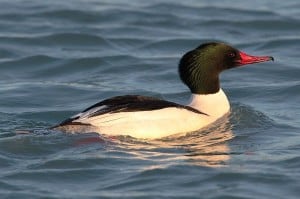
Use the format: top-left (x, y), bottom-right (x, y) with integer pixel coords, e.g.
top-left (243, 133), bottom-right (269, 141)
top-left (179, 42), bottom-right (274, 94)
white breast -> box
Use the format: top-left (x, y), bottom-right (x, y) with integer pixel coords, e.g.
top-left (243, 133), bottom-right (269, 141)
top-left (188, 89), bottom-right (230, 119)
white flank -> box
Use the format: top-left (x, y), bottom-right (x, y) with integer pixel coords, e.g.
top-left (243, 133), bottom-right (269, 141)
top-left (75, 107), bottom-right (210, 139)
top-left (66, 89), bottom-right (230, 139)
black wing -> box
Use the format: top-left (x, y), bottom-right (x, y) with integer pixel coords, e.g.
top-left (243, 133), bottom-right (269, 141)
top-left (56, 95), bottom-right (206, 127)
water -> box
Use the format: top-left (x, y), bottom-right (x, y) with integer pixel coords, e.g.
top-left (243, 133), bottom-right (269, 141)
top-left (1, 0), bottom-right (300, 198)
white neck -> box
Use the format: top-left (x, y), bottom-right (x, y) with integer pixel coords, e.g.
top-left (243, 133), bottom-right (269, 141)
top-left (187, 89), bottom-right (230, 118)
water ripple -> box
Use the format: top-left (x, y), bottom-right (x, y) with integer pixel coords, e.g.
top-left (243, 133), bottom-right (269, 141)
top-left (0, 0), bottom-right (300, 198)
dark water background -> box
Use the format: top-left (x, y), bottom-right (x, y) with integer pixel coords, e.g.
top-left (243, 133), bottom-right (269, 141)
top-left (1, 0), bottom-right (300, 198)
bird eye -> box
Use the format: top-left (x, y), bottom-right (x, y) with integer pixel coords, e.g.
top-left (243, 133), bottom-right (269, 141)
top-left (228, 52), bottom-right (236, 58)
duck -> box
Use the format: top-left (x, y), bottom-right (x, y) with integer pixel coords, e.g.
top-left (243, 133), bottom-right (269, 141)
top-left (52, 42), bottom-right (273, 139)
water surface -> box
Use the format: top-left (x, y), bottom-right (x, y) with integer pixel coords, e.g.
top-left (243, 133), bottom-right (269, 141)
top-left (1, 0), bottom-right (300, 198)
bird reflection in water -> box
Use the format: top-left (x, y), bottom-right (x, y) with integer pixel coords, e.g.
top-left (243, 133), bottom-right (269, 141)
top-left (112, 115), bottom-right (234, 168)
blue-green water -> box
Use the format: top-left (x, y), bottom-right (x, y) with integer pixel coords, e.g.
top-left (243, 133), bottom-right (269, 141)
top-left (1, 0), bottom-right (300, 198)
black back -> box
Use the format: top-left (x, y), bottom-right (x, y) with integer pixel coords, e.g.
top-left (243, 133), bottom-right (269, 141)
top-left (56, 95), bottom-right (207, 127)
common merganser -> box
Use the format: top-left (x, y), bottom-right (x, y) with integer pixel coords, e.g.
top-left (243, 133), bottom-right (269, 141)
top-left (52, 42), bottom-right (273, 139)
